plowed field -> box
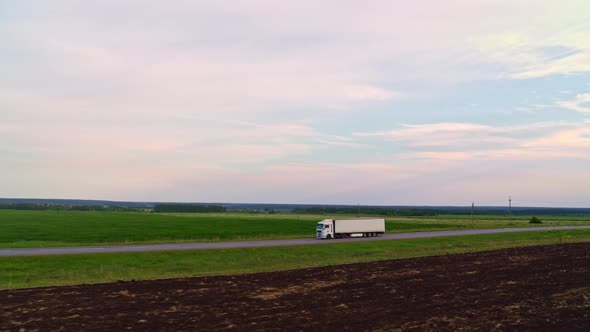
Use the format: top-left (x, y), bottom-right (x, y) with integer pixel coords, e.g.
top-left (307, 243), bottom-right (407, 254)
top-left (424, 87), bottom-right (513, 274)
top-left (2, 243), bottom-right (590, 331)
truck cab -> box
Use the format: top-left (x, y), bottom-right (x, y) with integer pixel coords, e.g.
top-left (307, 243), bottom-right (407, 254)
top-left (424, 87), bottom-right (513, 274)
top-left (316, 219), bottom-right (333, 239)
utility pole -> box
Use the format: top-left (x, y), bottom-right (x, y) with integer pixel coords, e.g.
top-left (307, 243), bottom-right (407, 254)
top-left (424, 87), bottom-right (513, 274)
top-left (471, 202), bottom-right (474, 225)
top-left (357, 203), bottom-right (360, 218)
top-left (509, 196), bottom-right (512, 221)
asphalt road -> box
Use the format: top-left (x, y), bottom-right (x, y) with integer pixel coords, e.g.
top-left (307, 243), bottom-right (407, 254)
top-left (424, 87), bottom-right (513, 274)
top-left (2, 225), bottom-right (590, 257)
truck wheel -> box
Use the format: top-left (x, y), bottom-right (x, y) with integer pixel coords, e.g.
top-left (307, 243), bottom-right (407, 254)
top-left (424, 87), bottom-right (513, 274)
top-left (326, 234), bottom-right (332, 239)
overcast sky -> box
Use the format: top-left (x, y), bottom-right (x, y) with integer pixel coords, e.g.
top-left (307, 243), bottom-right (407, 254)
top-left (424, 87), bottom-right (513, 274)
top-left (2, 1), bottom-right (590, 206)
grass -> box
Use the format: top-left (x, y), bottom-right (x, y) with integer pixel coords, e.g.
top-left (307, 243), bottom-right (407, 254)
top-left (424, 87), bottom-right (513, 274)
top-left (0, 211), bottom-right (318, 247)
top-left (1, 229), bottom-right (589, 289)
top-left (2, 210), bottom-right (590, 248)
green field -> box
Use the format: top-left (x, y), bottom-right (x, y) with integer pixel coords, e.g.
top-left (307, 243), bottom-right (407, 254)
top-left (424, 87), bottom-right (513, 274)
top-left (2, 229), bottom-right (589, 289)
top-left (2, 210), bottom-right (590, 248)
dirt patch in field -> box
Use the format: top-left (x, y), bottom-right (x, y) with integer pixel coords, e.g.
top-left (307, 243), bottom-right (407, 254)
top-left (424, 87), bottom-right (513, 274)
top-left (2, 243), bottom-right (590, 331)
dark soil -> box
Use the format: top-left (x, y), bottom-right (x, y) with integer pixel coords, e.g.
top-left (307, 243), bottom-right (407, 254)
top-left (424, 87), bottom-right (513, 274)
top-left (2, 243), bottom-right (590, 331)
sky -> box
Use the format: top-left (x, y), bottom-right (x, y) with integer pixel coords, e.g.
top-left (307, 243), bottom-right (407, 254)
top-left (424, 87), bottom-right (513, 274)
top-left (2, 1), bottom-right (590, 207)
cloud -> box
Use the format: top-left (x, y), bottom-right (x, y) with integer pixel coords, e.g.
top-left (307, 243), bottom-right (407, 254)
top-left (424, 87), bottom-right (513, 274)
top-left (355, 121), bottom-right (590, 161)
top-left (355, 121), bottom-right (576, 147)
top-left (315, 139), bottom-right (369, 149)
top-left (1, 3), bottom-right (404, 118)
top-left (4, 0), bottom-right (581, 121)
top-left (558, 93), bottom-right (590, 113)
top-left (0, 118), bottom-right (321, 167)
top-left (344, 86), bottom-right (397, 101)
top-left (509, 52), bottom-right (590, 79)
top-left (473, 13), bottom-right (590, 79)
top-left (193, 143), bottom-right (312, 163)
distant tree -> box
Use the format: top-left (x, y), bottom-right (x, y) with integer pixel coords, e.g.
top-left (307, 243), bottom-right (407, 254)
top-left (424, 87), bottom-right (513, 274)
top-left (529, 216), bottom-right (542, 224)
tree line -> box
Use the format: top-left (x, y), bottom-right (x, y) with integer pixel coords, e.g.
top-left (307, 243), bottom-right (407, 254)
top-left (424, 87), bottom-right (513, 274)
top-left (292, 206), bottom-right (590, 216)
top-left (153, 204), bottom-right (226, 213)
top-left (292, 207), bottom-right (438, 216)
top-left (0, 203), bottom-right (145, 212)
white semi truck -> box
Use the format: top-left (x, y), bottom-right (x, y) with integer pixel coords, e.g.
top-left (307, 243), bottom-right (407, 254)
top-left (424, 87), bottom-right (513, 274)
top-left (316, 218), bottom-right (385, 239)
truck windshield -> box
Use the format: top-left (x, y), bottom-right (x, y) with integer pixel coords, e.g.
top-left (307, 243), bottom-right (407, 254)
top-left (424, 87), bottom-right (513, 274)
top-left (316, 224), bottom-right (324, 230)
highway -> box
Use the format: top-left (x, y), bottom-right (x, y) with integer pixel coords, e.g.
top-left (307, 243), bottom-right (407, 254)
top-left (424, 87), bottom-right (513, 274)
top-left (1, 225), bottom-right (589, 257)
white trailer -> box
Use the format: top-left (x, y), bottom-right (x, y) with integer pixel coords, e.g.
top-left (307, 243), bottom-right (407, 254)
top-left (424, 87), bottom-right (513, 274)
top-left (316, 218), bottom-right (385, 239)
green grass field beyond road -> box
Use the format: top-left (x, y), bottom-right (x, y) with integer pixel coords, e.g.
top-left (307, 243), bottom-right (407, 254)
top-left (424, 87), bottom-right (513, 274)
top-left (2, 210), bottom-right (590, 248)
top-left (1, 229), bottom-right (589, 289)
